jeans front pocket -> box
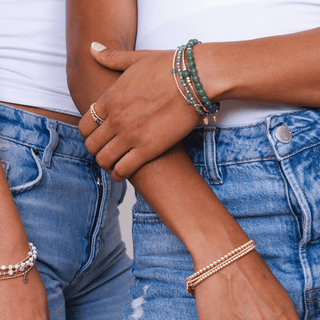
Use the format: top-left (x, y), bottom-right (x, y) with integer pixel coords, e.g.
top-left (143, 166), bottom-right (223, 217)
top-left (0, 138), bottom-right (43, 194)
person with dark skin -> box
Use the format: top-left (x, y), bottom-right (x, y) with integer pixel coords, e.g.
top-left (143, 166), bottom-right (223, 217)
top-left (67, 1), bottom-right (320, 318)
top-left (0, 1), bottom-right (133, 318)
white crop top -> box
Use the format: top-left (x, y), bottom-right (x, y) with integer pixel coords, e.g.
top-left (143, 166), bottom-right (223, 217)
top-left (136, 0), bottom-right (320, 126)
top-left (0, 0), bottom-right (80, 116)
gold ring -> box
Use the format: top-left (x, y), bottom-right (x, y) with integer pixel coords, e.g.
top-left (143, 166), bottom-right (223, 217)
top-left (90, 103), bottom-right (104, 125)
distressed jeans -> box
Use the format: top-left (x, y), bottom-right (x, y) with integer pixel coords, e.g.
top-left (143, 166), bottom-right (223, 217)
top-left (123, 108), bottom-right (320, 320)
top-left (0, 103), bottom-right (134, 319)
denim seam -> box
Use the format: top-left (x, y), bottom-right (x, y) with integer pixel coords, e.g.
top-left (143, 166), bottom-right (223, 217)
top-left (286, 159), bottom-right (314, 309)
top-left (309, 238), bottom-right (320, 245)
top-left (218, 155), bottom-right (276, 166)
top-left (310, 311), bottom-right (320, 319)
top-left (204, 122), bottom-right (263, 132)
top-left (0, 133), bottom-right (92, 162)
top-left (288, 159), bottom-right (311, 243)
top-left (274, 160), bottom-right (302, 239)
top-left (10, 149), bottom-right (44, 194)
top-left (273, 141), bottom-right (320, 162)
top-left (311, 148), bottom-right (317, 175)
top-left (65, 169), bottom-right (106, 289)
top-left (269, 109), bottom-right (310, 121)
top-left (132, 219), bottom-right (162, 224)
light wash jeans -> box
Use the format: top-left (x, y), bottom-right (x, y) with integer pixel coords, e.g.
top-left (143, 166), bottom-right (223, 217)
top-left (124, 108), bottom-right (320, 320)
top-left (0, 103), bottom-right (134, 319)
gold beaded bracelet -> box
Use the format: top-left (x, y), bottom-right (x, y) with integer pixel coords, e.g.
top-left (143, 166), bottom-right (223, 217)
top-left (186, 240), bottom-right (256, 297)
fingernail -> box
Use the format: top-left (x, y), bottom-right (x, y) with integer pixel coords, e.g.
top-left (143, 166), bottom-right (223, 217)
top-left (91, 42), bottom-right (107, 52)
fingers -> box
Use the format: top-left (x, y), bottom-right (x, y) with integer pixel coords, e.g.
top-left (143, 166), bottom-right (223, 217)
top-left (91, 42), bottom-right (143, 71)
top-left (110, 149), bottom-right (149, 182)
top-left (95, 136), bottom-right (130, 173)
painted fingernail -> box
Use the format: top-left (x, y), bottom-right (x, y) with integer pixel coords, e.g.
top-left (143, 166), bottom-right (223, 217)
top-left (91, 42), bottom-right (107, 52)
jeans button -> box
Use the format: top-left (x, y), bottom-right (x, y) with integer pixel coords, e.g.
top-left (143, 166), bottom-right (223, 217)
top-left (275, 125), bottom-right (292, 144)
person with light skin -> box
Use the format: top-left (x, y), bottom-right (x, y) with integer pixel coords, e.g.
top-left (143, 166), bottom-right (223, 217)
top-left (67, 0), bottom-right (320, 319)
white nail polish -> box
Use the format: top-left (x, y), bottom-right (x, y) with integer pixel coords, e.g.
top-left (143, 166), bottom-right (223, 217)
top-left (91, 42), bottom-right (107, 52)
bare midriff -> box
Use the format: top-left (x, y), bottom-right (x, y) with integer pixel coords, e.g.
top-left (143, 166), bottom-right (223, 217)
top-left (1, 102), bottom-right (81, 126)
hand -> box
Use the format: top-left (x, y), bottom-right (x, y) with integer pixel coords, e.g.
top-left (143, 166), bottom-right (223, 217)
top-left (78, 45), bottom-right (202, 181)
top-left (0, 266), bottom-right (50, 319)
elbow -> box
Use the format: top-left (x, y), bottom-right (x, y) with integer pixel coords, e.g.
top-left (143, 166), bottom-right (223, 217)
top-left (66, 53), bottom-right (89, 115)
top-left (66, 54), bottom-right (79, 105)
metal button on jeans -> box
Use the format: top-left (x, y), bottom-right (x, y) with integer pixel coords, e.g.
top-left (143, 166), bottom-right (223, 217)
top-left (275, 125), bottom-right (292, 144)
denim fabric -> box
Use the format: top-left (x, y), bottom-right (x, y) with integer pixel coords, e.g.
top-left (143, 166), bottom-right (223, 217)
top-left (0, 103), bottom-right (134, 319)
top-left (124, 108), bottom-right (320, 320)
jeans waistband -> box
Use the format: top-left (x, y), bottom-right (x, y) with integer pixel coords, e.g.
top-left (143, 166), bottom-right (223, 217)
top-left (188, 108), bottom-right (320, 166)
top-left (0, 103), bottom-right (95, 161)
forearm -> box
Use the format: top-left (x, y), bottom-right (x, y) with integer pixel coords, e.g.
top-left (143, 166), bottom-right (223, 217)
top-left (0, 164), bottom-right (29, 261)
top-left (66, 0), bottom-right (137, 114)
top-left (196, 27), bottom-right (320, 107)
top-left (129, 144), bottom-right (298, 319)
top-left (130, 143), bottom-right (248, 265)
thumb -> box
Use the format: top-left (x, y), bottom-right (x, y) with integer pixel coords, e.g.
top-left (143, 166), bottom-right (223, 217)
top-left (91, 42), bottom-right (137, 71)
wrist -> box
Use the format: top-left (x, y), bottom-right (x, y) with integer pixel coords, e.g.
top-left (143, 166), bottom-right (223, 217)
top-left (193, 42), bottom-right (233, 102)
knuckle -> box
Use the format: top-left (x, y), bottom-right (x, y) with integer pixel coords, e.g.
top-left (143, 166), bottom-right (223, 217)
top-left (85, 139), bottom-right (97, 155)
top-left (112, 163), bottom-right (128, 181)
top-left (96, 153), bottom-right (112, 172)
top-left (102, 50), bottom-right (119, 69)
top-left (78, 120), bottom-right (87, 137)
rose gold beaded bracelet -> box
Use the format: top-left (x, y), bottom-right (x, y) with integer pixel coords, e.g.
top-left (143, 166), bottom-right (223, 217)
top-left (186, 240), bottom-right (256, 296)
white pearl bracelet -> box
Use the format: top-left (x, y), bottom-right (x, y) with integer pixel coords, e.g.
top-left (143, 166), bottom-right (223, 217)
top-left (0, 242), bottom-right (37, 283)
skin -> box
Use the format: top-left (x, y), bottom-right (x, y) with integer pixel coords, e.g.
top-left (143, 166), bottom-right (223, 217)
top-left (65, 0), bottom-right (320, 318)
top-left (0, 25), bottom-right (80, 320)
top-left (0, 6), bottom-right (82, 317)
top-left (82, 28), bottom-right (320, 182)
top-left (0, 164), bottom-right (50, 319)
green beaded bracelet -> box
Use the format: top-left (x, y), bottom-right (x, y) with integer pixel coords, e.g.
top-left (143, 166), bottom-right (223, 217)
top-left (172, 46), bottom-right (204, 115)
top-left (185, 39), bottom-right (220, 115)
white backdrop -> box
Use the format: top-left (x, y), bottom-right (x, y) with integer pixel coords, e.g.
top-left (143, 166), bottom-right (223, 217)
top-left (119, 182), bottom-right (135, 259)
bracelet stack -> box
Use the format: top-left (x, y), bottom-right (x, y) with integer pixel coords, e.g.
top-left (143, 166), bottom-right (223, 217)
top-left (186, 240), bottom-right (256, 297)
top-left (0, 242), bottom-right (37, 283)
top-left (171, 39), bottom-right (220, 125)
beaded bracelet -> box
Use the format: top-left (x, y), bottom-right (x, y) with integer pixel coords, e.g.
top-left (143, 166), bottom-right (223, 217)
top-left (186, 240), bottom-right (256, 297)
top-left (171, 39), bottom-right (220, 124)
top-left (172, 47), bottom-right (204, 116)
top-left (0, 242), bottom-right (37, 283)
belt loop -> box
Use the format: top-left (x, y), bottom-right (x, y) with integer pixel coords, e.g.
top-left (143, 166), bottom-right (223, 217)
top-left (204, 128), bottom-right (222, 184)
top-left (43, 119), bottom-right (59, 168)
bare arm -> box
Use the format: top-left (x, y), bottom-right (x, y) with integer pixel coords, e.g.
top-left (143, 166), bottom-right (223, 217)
top-left (195, 28), bottom-right (320, 107)
top-left (66, 1), bottom-right (300, 318)
top-left (78, 27), bottom-right (320, 182)
top-left (0, 165), bottom-right (49, 319)
top-left (130, 143), bottom-right (298, 319)
top-left (66, 0), bottom-right (137, 114)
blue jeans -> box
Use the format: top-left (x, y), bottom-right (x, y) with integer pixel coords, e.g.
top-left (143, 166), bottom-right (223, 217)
top-left (0, 103), bottom-right (134, 319)
top-left (124, 109), bottom-right (320, 320)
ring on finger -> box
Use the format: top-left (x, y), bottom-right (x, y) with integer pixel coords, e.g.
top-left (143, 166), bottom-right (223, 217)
top-left (90, 103), bottom-right (105, 125)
